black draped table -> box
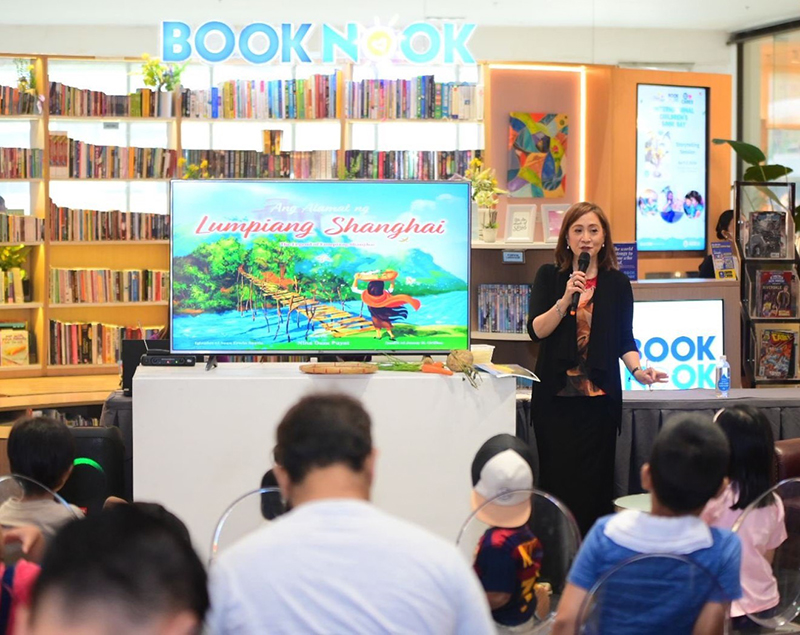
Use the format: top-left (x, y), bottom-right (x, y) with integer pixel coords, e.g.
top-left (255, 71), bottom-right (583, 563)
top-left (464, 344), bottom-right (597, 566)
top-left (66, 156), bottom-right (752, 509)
top-left (517, 389), bottom-right (800, 497)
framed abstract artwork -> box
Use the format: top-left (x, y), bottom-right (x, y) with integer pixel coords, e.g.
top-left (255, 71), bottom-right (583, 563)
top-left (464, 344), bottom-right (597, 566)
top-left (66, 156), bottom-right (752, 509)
top-left (508, 112), bottom-right (568, 198)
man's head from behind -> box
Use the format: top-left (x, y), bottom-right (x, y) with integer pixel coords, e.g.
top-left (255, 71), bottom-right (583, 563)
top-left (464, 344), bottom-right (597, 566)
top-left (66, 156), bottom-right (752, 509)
top-left (9, 416), bottom-right (75, 495)
top-left (19, 504), bottom-right (208, 635)
top-left (273, 393), bottom-right (374, 504)
top-left (643, 414), bottom-right (730, 515)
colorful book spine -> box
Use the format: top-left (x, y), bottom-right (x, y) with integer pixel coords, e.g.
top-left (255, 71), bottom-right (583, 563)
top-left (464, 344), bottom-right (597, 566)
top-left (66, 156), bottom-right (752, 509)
top-left (48, 82), bottom-right (160, 117)
top-left (477, 284), bottom-right (532, 334)
top-left (48, 201), bottom-right (169, 242)
top-left (0, 212), bottom-right (44, 242)
top-left (0, 148), bottom-right (43, 178)
top-left (0, 83), bottom-right (39, 115)
top-left (48, 319), bottom-right (162, 365)
top-left (342, 149), bottom-right (482, 180)
top-left (50, 268), bottom-right (169, 304)
top-left (48, 134), bottom-right (176, 179)
top-left (182, 149), bottom-right (338, 179)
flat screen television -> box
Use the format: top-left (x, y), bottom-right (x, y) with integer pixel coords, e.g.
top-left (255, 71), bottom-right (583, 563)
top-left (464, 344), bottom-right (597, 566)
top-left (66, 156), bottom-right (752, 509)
top-left (620, 298), bottom-right (724, 391)
top-left (635, 83), bottom-right (709, 252)
top-left (170, 179), bottom-right (471, 355)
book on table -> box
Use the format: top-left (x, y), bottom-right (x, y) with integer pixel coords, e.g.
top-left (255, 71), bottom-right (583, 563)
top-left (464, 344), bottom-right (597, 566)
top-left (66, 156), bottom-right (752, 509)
top-left (475, 362), bottom-right (539, 382)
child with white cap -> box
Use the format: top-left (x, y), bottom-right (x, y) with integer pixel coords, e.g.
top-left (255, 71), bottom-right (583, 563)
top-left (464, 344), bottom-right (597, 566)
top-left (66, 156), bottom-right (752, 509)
top-left (471, 434), bottom-right (552, 633)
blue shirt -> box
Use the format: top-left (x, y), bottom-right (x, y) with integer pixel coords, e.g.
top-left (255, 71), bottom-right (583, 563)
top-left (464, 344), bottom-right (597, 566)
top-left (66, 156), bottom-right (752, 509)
top-left (569, 514), bottom-right (742, 635)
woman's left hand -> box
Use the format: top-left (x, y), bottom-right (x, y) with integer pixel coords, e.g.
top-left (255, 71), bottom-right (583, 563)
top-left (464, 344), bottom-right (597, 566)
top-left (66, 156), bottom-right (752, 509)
top-left (636, 367), bottom-right (668, 385)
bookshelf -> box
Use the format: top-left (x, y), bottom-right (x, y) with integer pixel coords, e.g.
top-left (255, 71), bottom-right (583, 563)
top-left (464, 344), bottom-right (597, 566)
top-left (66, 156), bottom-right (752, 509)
top-left (0, 54), bottom-right (487, 378)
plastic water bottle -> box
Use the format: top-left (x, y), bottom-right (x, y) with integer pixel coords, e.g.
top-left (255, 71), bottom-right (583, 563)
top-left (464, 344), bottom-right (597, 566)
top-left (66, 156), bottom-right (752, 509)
top-left (715, 355), bottom-right (731, 398)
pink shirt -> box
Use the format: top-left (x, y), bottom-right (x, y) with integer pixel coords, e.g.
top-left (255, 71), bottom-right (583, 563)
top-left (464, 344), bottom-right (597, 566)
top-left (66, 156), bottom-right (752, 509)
top-left (702, 484), bottom-right (787, 616)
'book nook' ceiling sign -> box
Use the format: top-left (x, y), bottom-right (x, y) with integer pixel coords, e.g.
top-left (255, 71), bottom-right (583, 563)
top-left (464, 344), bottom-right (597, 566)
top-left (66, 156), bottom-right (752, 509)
top-left (162, 21), bottom-right (477, 66)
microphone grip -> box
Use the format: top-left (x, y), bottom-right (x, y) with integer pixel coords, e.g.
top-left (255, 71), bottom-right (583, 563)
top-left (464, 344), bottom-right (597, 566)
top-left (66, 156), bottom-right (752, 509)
top-left (570, 291), bottom-right (580, 316)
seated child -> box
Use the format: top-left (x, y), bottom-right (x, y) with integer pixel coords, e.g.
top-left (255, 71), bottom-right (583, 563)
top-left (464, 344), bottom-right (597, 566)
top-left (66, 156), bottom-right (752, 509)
top-left (471, 434), bottom-right (552, 632)
top-left (702, 406), bottom-right (787, 628)
top-left (0, 416), bottom-right (83, 540)
top-left (16, 504), bottom-right (208, 635)
top-left (553, 414), bottom-right (742, 635)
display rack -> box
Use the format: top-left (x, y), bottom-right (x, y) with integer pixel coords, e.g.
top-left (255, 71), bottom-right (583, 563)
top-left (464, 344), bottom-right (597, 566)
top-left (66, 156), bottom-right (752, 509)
top-left (735, 180), bottom-right (799, 386)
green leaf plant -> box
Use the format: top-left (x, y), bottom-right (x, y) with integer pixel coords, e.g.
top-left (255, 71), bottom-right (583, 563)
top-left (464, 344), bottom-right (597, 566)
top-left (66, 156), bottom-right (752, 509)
top-left (712, 138), bottom-right (800, 226)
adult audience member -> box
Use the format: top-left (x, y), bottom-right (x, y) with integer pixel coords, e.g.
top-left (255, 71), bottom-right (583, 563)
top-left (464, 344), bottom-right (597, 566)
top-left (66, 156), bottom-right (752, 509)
top-left (552, 414), bottom-right (741, 635)
top-left (208, 393), bottom-right (494, 634)
top-left (16, 503), bottom-right (208, 635)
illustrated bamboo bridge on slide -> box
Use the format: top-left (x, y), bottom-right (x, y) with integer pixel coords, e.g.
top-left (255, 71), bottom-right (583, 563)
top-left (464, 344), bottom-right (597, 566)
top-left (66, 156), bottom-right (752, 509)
top-left (236, 266), bottom-right (374, 339)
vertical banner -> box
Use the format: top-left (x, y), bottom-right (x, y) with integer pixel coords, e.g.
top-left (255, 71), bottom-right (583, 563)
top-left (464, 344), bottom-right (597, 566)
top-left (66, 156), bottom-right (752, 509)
top-left (635, 84), bottom-right (708, 252)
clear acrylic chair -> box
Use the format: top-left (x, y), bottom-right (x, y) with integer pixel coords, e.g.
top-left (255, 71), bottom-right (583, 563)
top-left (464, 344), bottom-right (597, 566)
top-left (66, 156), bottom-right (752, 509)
top-left (208, 486), bottom-right (286, 567)
top-left (456, 488), bottom-right (581, 634)
top-left (576, 553), bottom-right (731, 635)
top-left (0, 473), bottom-right (81, 563)
top-left (730, 477), bottom-right (800, 632)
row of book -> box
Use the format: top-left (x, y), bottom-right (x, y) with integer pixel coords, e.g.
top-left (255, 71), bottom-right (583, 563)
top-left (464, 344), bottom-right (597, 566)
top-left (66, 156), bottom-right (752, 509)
top-left (181, 149), bottom-right (338, 180)
top-left (49, 202), bottom-right (169, 242)
top-left (752, 269), bottom-right (797, 318)
top-left (50, 268), bottom-right (169, 304)
top-left (48, 133), bottom-right (177, 179)
top-left (477, 284), bottom-right (532, 334)
top-left (0, 84), bottom-right (40, 116)
top-left (756, 323), bottom-right (799, 379)
top-left (0, 148), bottom-right (43, 179)
top-left (48, 83), bottom-right (168, 118)
top-left (181, 74), bottom-right (339, 120)
top-left (0, 211), bottom-right (44, 243)
top-left (49, 320), bottom-right (162, 366)
top-left (342, 149), bottom-right (483, 181)
top-left (344, 78), bottom-right (483, 120)
top-left (0, 269), bottom-right (26, 304)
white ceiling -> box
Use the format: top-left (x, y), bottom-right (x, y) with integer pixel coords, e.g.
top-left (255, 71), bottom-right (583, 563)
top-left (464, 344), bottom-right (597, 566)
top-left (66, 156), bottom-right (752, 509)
top-left (0, 0), bottom-right (797, 32)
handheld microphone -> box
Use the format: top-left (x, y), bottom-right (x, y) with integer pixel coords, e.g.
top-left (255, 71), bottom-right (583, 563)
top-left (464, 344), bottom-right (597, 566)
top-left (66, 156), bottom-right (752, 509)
top-left (570, 252), bottom-right (591, 316)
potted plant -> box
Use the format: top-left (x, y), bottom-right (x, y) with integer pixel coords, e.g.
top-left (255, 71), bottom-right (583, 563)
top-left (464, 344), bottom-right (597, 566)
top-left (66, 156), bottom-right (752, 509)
top-left (13, 58), bottom-right (42, 115)
top-left (464, 158), bottom-right (506, 242)
top-left (139, 53), bottom-right (188, 117)
top-left (0, 245), bottom-right (31, 301)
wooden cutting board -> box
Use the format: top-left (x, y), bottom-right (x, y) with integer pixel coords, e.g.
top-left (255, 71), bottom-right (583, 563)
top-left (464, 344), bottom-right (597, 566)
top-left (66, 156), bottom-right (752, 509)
top-left (299, 362), bottom-right (378, 375)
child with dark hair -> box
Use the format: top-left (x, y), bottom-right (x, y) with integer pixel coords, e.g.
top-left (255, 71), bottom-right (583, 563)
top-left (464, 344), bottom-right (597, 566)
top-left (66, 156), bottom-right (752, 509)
top-left (17, 504), bottom-right (208, 635)
top-left (702, 406), bottom-right (786, 627)
top-left (0, 417), bottom-right (82, 540)
top-left (553, 414), bottom-right (742, 635)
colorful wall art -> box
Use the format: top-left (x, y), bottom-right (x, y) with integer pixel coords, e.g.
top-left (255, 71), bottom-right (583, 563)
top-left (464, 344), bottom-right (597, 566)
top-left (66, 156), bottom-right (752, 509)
top-left (507, 112), bottom-right (568, 198)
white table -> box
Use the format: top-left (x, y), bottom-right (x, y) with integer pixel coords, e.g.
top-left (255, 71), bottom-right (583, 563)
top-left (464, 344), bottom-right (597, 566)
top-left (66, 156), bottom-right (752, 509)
top-left (133, 363), bottom-right (515, 560)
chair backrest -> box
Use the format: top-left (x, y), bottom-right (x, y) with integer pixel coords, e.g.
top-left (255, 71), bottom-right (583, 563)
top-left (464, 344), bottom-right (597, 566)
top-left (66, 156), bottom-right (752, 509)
top-left (774, 439), bottom-right (800, 482)
top-left (730, 477), bottom-right (800, 629)
top-left (59, 426), bottom-right (126, 516)
top-left (576, 553), bottom-right (730, 635)
top-left (456, 488), bottom-right (581, 632)
top-left (208, 487), bottom-right (286, 567)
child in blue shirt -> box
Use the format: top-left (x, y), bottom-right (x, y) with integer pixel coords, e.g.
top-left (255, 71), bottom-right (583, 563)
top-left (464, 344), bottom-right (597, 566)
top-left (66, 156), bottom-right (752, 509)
top-left (553, 414), bottom-right (742, 635)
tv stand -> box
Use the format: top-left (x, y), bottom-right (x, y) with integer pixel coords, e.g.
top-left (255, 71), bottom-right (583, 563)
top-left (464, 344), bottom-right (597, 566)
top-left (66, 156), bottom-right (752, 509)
top-left (205, 356), bottom-right (218, 371)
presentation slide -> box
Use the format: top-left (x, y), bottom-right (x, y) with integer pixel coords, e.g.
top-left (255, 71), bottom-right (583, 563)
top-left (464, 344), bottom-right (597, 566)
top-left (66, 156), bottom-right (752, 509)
top-left (635, 84), bottom-right (708, 252)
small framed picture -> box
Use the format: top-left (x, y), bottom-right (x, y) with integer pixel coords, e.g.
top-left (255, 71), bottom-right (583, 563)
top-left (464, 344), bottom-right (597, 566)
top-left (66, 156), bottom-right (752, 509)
top-left (505, 205), bottom-right (535, 243)
top-left (541, 204), bottom-right (570, 243)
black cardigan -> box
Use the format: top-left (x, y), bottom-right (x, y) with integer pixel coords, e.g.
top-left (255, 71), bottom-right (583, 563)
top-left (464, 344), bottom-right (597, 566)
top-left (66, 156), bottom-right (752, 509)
top-left (526, 264), bottom-right (638, 425)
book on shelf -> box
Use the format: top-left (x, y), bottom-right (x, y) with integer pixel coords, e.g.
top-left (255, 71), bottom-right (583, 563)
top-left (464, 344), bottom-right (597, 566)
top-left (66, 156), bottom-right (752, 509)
top-left (181, 74), bottom-right (339, 120)
top-left (756, 270), bottom-right (795, 318)
top-left (0, 268), bottom-right (26, 304)
top-left (477, 284), bottom-right (531, 334)
top-left (0, 83), bottom-right (39, 115)
top-left (756, 325), bottom-right (798, 379)
top-left (50, 268), bottom-right (169, 304)
top-left (48, 134), bottom-right (177, 179)
top-left (342, 149), bottom-right (481, 180)
top-left (262, 130), bottom-right (283, 155)
top-left (0, 328), bottom-right (29, 366)
top-left (344, 77), bottom-right (483, 120)
top-left (48, 131), bottom-right (68, 178)
top-left (0, 148), bottom-right (43, 179)
top-left (182, 149), bottom-right (337, 180)
top-left (48, 201), bottom-right (169, 242)
top-left (475, 362), bottom-right (539, 382)
top-left (48, 82), bottom-right (162, 118)
top-left (49, 319), bottom-right (162, 366)
top-left (746, 211), bottom-right (788, 258)
top-left (0, 321), bottom-right (35, 362)
top-left (0, 210), bottom-right (44, 242)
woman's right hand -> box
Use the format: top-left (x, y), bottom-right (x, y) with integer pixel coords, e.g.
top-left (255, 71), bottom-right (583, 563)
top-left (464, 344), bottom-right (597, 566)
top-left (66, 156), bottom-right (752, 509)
top-left (562, 270), bottom-right (587, 304)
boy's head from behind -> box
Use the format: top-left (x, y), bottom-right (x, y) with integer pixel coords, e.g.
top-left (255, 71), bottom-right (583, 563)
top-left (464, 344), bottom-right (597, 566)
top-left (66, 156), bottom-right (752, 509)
top-left (8, 416), bottom-right (75, 494)
top-left (644, 414), bottom-right (730, 515)
top-left (20, 504), bottom-right (208, 635)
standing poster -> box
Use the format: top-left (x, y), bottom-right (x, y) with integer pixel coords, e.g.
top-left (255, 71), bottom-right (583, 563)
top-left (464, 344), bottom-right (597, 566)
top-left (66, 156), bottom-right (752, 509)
top-left (635, 84), bottom-right (708, 252)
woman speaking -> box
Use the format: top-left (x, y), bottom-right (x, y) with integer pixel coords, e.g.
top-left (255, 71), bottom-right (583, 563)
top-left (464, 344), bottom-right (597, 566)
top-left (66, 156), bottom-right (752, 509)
top-left (527, 202), bottom-right (665, 535)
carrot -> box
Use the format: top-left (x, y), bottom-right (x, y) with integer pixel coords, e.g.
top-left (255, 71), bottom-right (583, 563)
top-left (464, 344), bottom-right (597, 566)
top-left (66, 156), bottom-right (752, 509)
top-left (421, 364), bottom-right (453, 376)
